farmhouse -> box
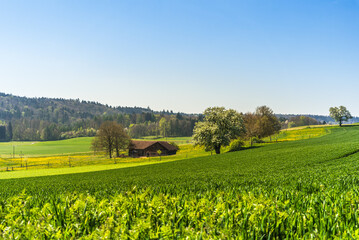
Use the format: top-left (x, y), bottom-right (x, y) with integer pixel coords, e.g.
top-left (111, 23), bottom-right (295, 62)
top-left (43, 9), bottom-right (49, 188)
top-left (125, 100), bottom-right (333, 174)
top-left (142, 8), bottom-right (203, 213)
top-left (129, 141), bottom-right (178, 157)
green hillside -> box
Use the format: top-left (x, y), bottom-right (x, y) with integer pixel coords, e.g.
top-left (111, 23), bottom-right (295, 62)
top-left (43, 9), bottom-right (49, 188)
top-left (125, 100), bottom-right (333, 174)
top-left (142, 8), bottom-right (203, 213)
top-left (1, 126), bottom-right (359, 238)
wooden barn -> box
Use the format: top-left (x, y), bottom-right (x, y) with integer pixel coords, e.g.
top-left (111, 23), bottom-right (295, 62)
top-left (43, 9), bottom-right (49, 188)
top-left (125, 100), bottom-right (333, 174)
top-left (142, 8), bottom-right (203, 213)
top-left (129, 141), bottom-right (178, 158)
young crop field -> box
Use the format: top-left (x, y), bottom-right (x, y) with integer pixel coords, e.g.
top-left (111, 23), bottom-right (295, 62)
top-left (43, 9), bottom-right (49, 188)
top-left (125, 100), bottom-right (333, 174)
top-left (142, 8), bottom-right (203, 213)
top-left (2, 126), bottom-right (359, 238)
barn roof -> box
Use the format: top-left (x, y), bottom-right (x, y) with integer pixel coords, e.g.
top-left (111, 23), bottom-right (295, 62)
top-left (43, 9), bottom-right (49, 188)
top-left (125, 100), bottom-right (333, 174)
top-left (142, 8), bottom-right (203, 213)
top-left (129, 140), bottom-right (178, 151)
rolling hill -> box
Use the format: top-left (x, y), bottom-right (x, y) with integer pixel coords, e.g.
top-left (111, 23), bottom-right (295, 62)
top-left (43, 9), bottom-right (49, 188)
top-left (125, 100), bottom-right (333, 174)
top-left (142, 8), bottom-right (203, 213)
top-left (1, 126), bottom-right (359, 238)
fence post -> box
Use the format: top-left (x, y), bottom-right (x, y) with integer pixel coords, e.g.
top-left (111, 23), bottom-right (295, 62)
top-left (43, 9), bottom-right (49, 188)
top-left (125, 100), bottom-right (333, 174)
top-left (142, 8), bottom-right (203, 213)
top-left (68, 156), bottom-right (71, 168)
top-left (48, 161), bottom-right (50, 168)
top-left (26, 162), bottom-right (28, 170)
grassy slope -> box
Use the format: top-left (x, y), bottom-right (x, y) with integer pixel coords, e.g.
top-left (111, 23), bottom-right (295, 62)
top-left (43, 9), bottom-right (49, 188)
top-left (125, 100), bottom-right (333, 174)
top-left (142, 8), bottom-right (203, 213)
top-left (2, 126), bottom-right (359, 238)
top-left (1, 125), bottom-right (358, 196)
top-left (0, 126), bottom-right (327, 176)
top-left (0, 143), bottom-right (209, 174)
top-left (0, 159), bottom-right (182, 180)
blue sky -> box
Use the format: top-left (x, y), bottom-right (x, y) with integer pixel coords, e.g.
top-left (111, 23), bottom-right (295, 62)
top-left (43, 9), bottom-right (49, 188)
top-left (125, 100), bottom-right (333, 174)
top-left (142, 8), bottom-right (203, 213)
top-left (0, 0), bottom-right (358, 115)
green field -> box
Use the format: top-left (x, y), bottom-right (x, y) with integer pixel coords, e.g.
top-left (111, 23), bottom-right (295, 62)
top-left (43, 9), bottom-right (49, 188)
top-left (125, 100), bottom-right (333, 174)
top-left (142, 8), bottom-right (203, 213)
top-left (2, 126), bottom-right (359, 238)
top-left (0, 144), bottom-right (209, 179)
top-left (0, 128), bottom-right (325, 172)
top-left (0, 139), bottom-right (208, 172)
top-left (0, 136), bottom-right (193, 158)
top-left (0, 137), bottom-right (93, 157)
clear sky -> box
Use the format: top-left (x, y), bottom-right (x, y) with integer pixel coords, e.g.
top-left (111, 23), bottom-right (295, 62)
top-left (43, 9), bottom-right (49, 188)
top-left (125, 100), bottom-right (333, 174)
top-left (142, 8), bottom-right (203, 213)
top-left (0, 0), bottom-right (358, 115)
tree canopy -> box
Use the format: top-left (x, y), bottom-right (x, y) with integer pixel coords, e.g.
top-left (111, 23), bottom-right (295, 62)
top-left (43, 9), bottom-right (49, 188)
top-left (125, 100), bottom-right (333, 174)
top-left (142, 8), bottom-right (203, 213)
top-left (287, 116), bottom-right (319, 128)
top-left (255, 106), bottom-right (281, 139)
top-left (193, 107), bottom-right (244, 154)
top-left (329, 106), bottom-right (352, 127)
top-left (243, 106), bottom-right (281, 145)
top-left (91, 121), bottom-right (131, 158)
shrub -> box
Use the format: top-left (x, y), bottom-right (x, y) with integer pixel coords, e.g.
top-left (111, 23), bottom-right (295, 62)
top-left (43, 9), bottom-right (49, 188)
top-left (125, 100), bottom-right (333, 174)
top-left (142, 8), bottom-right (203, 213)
top-left (252, 137), bottom-right (265, 143)
top-left (228, 139), bottom-right (244, 152)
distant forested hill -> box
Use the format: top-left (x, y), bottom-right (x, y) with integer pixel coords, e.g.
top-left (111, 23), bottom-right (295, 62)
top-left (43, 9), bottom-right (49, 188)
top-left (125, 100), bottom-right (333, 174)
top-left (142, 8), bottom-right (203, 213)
top-left (0, 93), bottom-right (199, 141)
top-left (1, 92), bottom-right (357, 142)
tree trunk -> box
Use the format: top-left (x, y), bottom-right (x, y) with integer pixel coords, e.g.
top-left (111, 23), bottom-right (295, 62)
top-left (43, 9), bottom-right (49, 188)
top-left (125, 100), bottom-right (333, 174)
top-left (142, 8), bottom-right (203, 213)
top-left (116, 147), bottom-right (120, 158)
top-left (114, 138), bottom-right (120, 158)
top-left (214, 145), bottom-right (221, 154)
top-left (250, 137), bottom-right (253, 147)
top-left (339, 119), bottom-right (342, 127)
top-left (107, 136), bottom-right (113, 158)
top-left (108, 142), bottom-right (113, 158)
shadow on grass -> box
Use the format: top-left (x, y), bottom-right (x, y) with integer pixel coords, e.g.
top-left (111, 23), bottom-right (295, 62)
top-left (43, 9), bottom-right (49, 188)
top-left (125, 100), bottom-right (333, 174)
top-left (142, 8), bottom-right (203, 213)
top-left (227, 146), bottom-right (262, 153)
top-left (341, 125), bottom-right (358, 128)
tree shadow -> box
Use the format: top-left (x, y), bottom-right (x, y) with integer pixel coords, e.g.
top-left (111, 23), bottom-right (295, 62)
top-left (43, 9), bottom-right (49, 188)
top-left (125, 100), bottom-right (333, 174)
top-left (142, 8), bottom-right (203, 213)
top-left (242, 146), bottom-right (262, 151)
top-left (226, 146), bottom-right (262, 153)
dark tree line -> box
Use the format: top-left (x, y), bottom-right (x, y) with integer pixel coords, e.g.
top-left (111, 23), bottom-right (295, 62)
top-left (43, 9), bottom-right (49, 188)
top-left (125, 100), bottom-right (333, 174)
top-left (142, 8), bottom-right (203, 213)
top-left (0, 93), bottom-right (199, 141)
top-left (286, 116), bottom-right (319, 128)
top-left (128, 115), bottom-right (197, 138)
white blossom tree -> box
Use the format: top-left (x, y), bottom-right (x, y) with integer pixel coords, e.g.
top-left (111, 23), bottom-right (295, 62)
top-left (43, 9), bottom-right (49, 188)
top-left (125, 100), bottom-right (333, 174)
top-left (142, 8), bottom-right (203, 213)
top-left (193, 107), bottom-right (245, 154)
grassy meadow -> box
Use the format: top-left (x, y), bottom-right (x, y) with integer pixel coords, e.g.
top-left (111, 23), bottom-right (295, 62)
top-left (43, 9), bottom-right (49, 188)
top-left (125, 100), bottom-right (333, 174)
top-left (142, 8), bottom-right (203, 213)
top-left (0, 144), bottom-right (210, 178)
top-left (267, 125), bottom-right (330, 142)
top-left (1, 125), bottom-right (359, 238)
top-left (0, 136), bottom-right (209, 175)
top-left (0, 127), bottom-right (330, 174)
top-left (0, 137), bottom-right (93, 158)
top-left (0, 136), bottom-right (192, 158)
top-left (0, 127), bottom-right (327, 173)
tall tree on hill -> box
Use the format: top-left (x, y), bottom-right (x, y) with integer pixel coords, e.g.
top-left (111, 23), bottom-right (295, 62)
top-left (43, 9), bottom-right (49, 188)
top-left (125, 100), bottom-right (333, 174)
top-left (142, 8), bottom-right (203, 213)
top-left (243, 113), bottom-right (259, 146)
top-left (91, 121), bottom-right (131, 158)
top-left (329, 106), bottom-right (352, 127)
top-left (255, 106), bottom-right (281, 140)
top-left (159, 117), bottom-right (169, 138)
top-left (193, 107), bottom-right (244, 154)
top-left (113, 124), bottom-right (131, 158)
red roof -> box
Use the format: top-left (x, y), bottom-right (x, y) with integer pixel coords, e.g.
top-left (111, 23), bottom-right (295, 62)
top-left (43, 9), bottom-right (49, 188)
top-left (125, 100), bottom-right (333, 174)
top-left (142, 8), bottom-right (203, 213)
top-left (129, 141), bottom-right (178, 151)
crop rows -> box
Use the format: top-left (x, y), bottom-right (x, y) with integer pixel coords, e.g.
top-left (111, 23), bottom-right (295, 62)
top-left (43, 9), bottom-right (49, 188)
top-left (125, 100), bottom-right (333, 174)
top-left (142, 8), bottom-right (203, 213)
top-left (1, 126), bottom-right (359, 238)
